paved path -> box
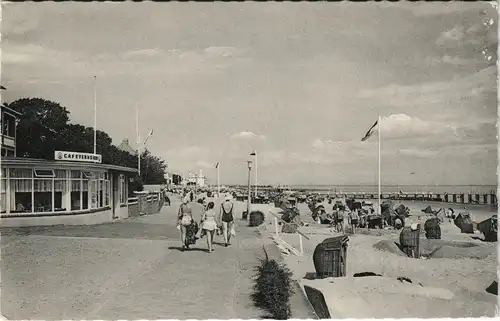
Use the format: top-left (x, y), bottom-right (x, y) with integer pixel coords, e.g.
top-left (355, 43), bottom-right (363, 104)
top-left (0, 197), bottom-right (270, 319)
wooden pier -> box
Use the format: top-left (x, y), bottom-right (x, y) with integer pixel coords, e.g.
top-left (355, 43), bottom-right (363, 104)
top-left (325, 192), bottom-right (497, 205)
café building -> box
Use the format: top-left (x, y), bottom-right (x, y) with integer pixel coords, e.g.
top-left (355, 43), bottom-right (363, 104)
top-left (0, 104), bottom-right (137, 227)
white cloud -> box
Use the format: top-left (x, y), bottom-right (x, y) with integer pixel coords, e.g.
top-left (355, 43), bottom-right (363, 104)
top-left (399, 148), bottom-right (440, 158)
top-left (311, 138), bottom-right (343, 149)
top-left (436, 26), bottom-right (465, 45)
top-left (380, 113), bottom-right (457, 139)
top-left (230, 131), bottom-right (266, 140)
top-left (2, 43), bottom-right (248, 81)
top-left (427, 55), bottom-right (474, 66)
top-left (357, 67), bottom-right (496, 123)
top-left (122, 48), bottom-right (163, 58)
top-left (160, 145), bottom-right (213, 173)
top-left (203, 46), bottom-right (244, 58)
top-left (196, 160), bottom-right (214, 169)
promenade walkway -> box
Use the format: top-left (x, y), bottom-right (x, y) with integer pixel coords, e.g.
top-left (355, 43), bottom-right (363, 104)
top-left (1, 197), bottom-right (267, 319)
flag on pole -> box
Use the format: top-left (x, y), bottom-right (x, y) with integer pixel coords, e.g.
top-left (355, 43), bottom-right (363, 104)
top-left (250, 151), bottom-right (256, 156)
top-left (361, 120), bottom-right (378, 142)
top-left (215, 162), bottom-right (219, 169)
top-left (143, 128), bottom-right (154, 145)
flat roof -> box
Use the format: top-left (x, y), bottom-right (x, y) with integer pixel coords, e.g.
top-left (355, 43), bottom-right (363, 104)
top-left (0, 157), bottom-right (137, 173)
top-left (1, 104), bottom-right (23, 117)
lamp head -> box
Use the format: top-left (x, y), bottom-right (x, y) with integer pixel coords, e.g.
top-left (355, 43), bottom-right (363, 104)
top-left (247, 160), bottom-right (253, 169)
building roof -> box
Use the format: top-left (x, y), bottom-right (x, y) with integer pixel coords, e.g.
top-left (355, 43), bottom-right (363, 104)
top-left (0, 157), bottom-right (137, 173)
top-left (117, 138), bottom-right (137, 155)
top-left (1, 104), bottom-right (23, 117)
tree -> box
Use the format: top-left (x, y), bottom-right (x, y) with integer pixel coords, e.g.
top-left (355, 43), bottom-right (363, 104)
top-left (140, 148), bottom-right (167, 184)
top-left (7, 98), bottom-right (70, 159)
top-left (7, 97), bottom-right (169, 187)
top-left (172, 174), bottom-right (183, 185)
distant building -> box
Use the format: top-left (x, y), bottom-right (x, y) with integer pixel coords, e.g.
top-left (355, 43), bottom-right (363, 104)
top-left (1, 104), bottom-right (22, 157)
top-left (117, 138), bottom-right (137, 156)
top-left (164, 172), bottom-right (172, 186)
top-left (197, 169), bottom-right (206, 187)
top-left (184, 169), bottom-right (206, 188)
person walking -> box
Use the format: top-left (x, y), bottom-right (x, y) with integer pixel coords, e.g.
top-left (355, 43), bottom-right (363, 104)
top-left (201, 201), bottom-right (218, 253)
top-left (349, 209), bottom-right (360, 234)
top-left (178, 197), bottom-right (194, 251)
top-left (163, 189), bottom-right (171, 206)
top-left (218, 196), bottom-right (235, 247)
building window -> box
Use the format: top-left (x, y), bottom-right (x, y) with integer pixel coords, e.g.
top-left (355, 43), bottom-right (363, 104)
top-left (10, 168), bottom-right (32, 178)
top-left (3, 167), bottom-right (113, 215)
top-left (119, 174), bottom-right (127, 205)
top-left (0, 168), bottom-right (6, 213)
top-left (70, 170), bottom-right (83, 210)
top-left (34, 179), bottom-right (53, 212)
top-left (89, 179), bottom-right (98, 209)
top-left (1, 148), bottom-right (15, 157)
top-left (54, 170), bottom-right (67, 211)
top-left (2, 113), bottom-right (16, 138)
top-left (34, 169), bottom-right (55, 178)
top-left (10, 178), bottom-right (32, 213)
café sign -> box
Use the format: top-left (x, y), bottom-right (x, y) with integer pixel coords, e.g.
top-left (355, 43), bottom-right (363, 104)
top-left (54, 151), bottom-right (102, 163)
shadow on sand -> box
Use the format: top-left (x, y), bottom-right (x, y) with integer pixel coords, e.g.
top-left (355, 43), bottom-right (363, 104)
top-left (168, 246), bottom-right (209, 252)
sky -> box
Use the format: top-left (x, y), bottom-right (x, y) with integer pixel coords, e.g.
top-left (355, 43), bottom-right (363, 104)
top-left (1, 2), bottom-right (498, 186)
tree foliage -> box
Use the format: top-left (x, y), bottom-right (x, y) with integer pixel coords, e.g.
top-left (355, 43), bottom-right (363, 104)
top-left (6, 97), bottom-right (167, 185)
top-left (172, 174), bottom-right (183, 185)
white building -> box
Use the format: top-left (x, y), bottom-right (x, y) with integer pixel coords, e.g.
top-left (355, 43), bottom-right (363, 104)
top-left (185, 169), bottom-right (206, 188)
top-left (197, 169), bottom-right (205, 187)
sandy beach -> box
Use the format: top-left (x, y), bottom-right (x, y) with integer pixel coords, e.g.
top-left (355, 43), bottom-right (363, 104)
top-left (250, 198), bottom-right (497, 318)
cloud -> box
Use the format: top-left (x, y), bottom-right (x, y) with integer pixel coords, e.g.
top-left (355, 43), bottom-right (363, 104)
top-left (161, 145), bottom-right (211, 171)
top-left (398, 148), bottom-right (440, 158)
top-left (436, 26), bottom-right (466, 45)
top-left (427, 55), bottom-right (474, 66)
top-left (196, 160), bottom-right (214, 169)
top-left (391, 142), bottom-right (495, 159)
top-left (311, 138), bottom-right (343, 149)
top-left (380, 113), bottom-right (457, 139)
top-left (357, 67), bottom-right (496, 126)
top-left (122, 48), bottom-right (163, 59)
top-left (203, 46), bottom-right (244, 58)
top-left (434, 10), bottom-right (497, 65)
top-left (230, 131), bottom-right (266, 140)
top-left (393, 2), bottom-right (490, 16)
top-left (165, 145), bottom-right (208, 158)
top-left (2, 44), bottom-right (248, 81)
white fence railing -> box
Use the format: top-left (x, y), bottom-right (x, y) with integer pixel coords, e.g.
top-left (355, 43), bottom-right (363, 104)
top-left (268, 208), bottom-right (309, 256)
top-left (127, 197), bottom-right (138, 205)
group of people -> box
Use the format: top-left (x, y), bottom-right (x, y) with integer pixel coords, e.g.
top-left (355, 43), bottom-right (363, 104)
top-left (310, 202), bottom-right (360, 234)
top-left (177, 195), bottom-right (236, 252)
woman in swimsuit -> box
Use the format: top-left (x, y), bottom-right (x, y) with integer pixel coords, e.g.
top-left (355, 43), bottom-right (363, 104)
top-left (218, 197), bottom-right (235, 247)
top-left (201, 201), bottom-right (218, 252)
top-left (178, 197), bottom-right (194, 251)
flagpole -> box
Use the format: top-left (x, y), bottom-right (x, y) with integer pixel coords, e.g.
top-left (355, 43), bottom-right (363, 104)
top-left (93, 76), bottom-right (97, 155)
top-left (217, 163), bottom-right (220, 196)
top-left (378, 114), bottom-right (381, 216)
top-left (136, 106), bottom-right (141, 177)
top-left (255, 151), bottom-right (258, 197)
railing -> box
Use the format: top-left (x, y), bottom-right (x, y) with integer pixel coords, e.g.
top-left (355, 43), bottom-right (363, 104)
top-left (127, 197), bottom-right (138, 205)
top-left (268, 208), bottom-right (310, 256)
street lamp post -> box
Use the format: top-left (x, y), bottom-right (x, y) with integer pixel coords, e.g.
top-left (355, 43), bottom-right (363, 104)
top-left (246, 160), bottom-right (253, 220)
